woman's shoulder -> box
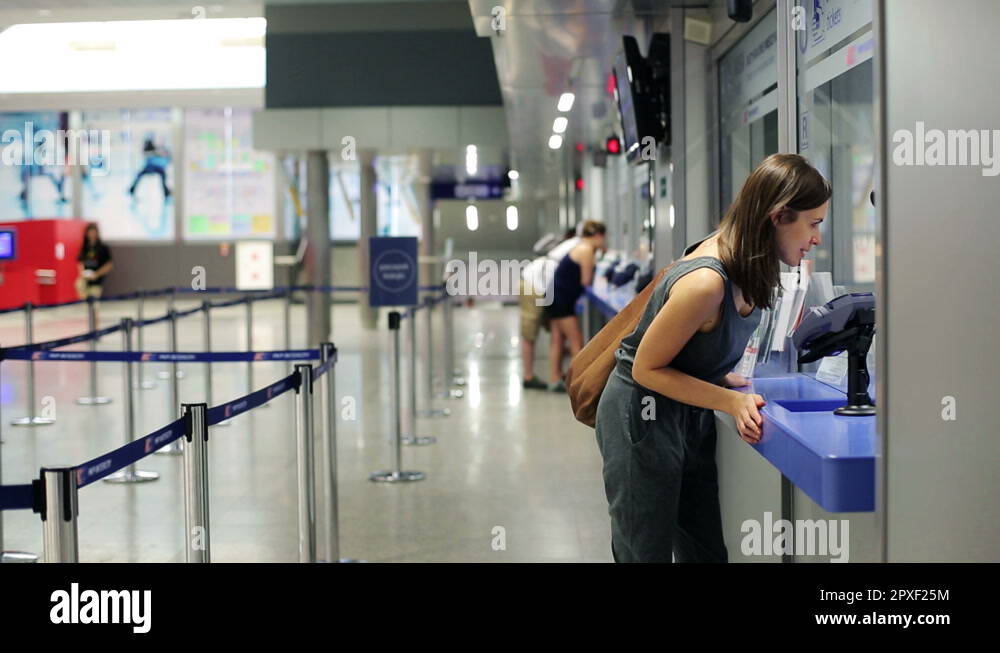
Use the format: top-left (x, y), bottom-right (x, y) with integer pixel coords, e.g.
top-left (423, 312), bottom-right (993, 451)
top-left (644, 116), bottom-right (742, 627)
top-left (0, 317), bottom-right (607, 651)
top-left (662, 263), bottom-right (726, 306)
top-left (568, 242), bottom-right (594, 262)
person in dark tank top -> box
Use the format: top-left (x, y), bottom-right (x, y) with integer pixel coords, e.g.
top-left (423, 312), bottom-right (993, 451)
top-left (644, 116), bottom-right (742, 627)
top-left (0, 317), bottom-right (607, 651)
top-left (544, 219), bottom-right (606, 392)
top-left (594, 153), bottom-right (830, 563)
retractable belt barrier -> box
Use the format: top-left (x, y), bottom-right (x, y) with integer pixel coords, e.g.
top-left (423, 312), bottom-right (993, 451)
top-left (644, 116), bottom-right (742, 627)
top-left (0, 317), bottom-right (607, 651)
top-left (0, 279), bottom-right (458, 562)
top-left (2, 349), bottom-right (321, 362)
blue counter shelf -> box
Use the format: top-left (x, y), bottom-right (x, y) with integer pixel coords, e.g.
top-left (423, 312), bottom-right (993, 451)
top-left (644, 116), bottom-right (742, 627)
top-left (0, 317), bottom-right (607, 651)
top-left (581, 283), bottom-right (877, 514)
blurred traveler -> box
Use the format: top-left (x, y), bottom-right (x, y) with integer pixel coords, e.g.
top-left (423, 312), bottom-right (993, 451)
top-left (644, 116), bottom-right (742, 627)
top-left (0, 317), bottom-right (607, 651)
top-left (545, 220), bottom-right (607, 391)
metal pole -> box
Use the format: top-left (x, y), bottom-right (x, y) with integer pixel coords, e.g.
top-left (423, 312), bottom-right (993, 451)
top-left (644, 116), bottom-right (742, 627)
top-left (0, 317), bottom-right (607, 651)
top-left (104, 318), bottom-right (158, 483)
top-left (294, 364), bottom-right (317, 563)
top-left (370, 312), bottom-right (424, 483)
top-left (182, 403), bottom-right (210, 563)
top-left (158, 288), bottom-right (184, 380)
top-left (317, 343), bottom-right (359, 563)
top-left (40, 466), bottom-right (79, 563)
top-left (203, 301), bottom-right (229, 427)
top-left (285, 289), bottom-right (293, 371)
top-left (246, 297), bottom-right (253, 394)
top-left (418, 294), bottom-right (449, 417)
top-left (156, 309), bottom-right (183, 455)
top-left (439, 294), bottom-right (464, 398)
top-left (403, 310), bottom-right (434, 446)
top-left (0, 360), bottom-right (38, 561)
top-left (77, 296), bottom-right (111, 405)
top-left (12, 303), bottom-right (54, 426)
top-left (246, 296), bottom-right (268, 407)
top-left (135, 291), bottom-right (155, 389)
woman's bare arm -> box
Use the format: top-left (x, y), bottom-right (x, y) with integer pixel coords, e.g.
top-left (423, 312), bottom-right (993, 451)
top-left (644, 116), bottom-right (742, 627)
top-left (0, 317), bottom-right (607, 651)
top-left (631, 268), bottom-right (738, 414)
top-left (577, 246), bottom-right (596, 287)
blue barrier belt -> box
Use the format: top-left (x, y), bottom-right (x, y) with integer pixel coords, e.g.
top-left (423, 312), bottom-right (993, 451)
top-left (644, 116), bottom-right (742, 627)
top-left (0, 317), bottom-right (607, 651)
top-left (206, 369), bottom-right (300, 425)
top-left (0, 483), bottom-right (35, 511)
top-left (2, 349), bottom-right (321, 362)
top-left (0, 322), bottom-right (123, 358)
top-left (75, 417), bottom-right (188, 488)
top-left (313, 357), bottom-right (334, 379)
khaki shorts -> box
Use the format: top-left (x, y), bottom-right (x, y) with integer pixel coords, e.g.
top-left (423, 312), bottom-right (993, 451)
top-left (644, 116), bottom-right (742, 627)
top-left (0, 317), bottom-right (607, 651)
top-left (519, 280), bottom-right (548, 341)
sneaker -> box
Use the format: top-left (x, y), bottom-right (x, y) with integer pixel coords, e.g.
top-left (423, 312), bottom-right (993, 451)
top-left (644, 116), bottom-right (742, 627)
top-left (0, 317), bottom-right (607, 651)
top-left (522, 377), bottom-right (548, 390)
top-left (549, 381), bottom-right (567, 393)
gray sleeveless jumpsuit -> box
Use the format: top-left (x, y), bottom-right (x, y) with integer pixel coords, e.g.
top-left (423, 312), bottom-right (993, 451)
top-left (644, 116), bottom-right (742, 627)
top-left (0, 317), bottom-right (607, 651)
top-left (594, 248), bottom-right (762, 563)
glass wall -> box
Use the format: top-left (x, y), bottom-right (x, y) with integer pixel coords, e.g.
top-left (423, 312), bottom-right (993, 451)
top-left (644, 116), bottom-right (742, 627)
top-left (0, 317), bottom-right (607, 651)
top-left (796, 0), bottom-right (875, 289)
top-left (719, 7), bottom-right (779, 217)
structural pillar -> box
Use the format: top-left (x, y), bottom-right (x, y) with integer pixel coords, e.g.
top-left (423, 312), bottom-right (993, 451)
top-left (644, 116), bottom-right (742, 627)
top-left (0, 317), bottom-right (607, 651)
top-left (305, 150), bottom-right (331, 346)
top-left (358, 149), bottom-right (379, 330)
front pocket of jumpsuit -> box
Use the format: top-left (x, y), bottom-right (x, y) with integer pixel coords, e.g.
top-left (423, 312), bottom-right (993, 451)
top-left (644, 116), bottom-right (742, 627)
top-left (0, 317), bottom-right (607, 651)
top-left (626, 386), bottom-right (656, 447)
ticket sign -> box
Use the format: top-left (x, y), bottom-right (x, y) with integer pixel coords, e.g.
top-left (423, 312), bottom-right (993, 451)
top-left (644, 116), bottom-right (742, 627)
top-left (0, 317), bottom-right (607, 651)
top-left (369, 236), bottom-right (418, 307)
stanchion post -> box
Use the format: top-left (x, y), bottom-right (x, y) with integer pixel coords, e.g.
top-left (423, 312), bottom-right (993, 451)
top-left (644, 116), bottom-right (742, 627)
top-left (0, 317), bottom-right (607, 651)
top-left (317, 343), bottom-right (359, 563)
top-left (203, 301), bottom-right (229, 426)
top-left (439, 292), bottom-right (465, 398)
top-left (403, 309), bottom-right (435, 446)
top-left (246, 296), bottom-right (254, 394)
top-left (156, 309), bottom-right (183, 455)
top-left (370, 312), bottom-right (425, 483)
top-left (418, 294), bottom-right (449, 417)
top-left (294, 364), bottom-right (317, 563)
top-left (77, 296), bottom-right (111, 406)
top-left (11, 302), bottom-right (54, 426)
top-left (182, 403), bottom-right (210, 563)
top-left (104, 318), bottom-right (159, 484)
top-left (285, 289), bottom-right (292, 351)
top-left (0, 389), bottom-right (38, 561)
top-left (39, 466), bottom-right (79, 563)
top-left (135, 290), bottom-right (155, 389)
top-left (158, 288), bottom-right (184, 381)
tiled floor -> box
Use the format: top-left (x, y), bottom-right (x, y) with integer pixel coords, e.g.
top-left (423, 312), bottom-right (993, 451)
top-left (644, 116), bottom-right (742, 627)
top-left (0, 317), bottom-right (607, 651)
top-left (0, 296), bottom-right (613, 562)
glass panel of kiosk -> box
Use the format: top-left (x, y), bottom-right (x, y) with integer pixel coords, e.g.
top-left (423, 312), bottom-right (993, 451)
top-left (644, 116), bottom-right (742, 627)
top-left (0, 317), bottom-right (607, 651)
top-left (796, 0), bottom-right (876, 293)
top-left (719, 7), bottom-right (779, 215)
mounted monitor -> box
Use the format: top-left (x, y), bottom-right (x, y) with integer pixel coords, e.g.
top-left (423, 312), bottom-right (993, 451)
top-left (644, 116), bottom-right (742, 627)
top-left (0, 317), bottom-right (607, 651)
top-left (0, 229), bottom-right (16, 261)
top-left (612, 35), bottom-right (670, 164)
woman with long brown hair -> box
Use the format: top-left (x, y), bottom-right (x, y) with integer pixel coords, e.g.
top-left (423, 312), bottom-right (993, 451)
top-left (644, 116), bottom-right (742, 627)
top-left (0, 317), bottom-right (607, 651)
top-left (595, 153), bottom-right (830, 562)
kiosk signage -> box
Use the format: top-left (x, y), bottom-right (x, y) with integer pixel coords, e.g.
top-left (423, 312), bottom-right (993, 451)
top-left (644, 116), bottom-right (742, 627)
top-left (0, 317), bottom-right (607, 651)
top-left (369, 236), bottom-right (417, 307)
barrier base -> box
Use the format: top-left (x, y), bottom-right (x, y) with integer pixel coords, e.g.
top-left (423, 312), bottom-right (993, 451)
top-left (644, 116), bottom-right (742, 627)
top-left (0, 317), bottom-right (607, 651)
top-left (1, 551), bottom-right (38, 563)
top-left (157, 370), bottom-right (186, 380)
top-left (438, 389), bottom-right (464, 399)
top-left (319, 558), bottom-right (367, 563)
top-left (452, 377), bottom-right (467, 387)
top-left (402, 435), bottom-right (436, 446)
top-left (135, 379), bottom-right (157, 390)
top-left (10, 416), bottom-right (55, 426)
top-left (154, 441), bottom-right (183, 456)
top-left (417, 408), bottom-right (451, 418)
top-left (77, 396), bottom-right (112, 405)
top-left (104, 469), bottom-right (160, 484)
top-left (369, 470), bottom-right (425, 483)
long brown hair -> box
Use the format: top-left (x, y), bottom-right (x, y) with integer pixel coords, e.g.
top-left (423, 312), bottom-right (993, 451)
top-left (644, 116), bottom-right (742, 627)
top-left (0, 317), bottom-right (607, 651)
top-left (718, 153), bottom-right (830, 311)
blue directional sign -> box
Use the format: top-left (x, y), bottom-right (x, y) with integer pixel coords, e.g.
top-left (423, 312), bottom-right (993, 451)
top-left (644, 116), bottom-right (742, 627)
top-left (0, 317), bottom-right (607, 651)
top-left (369, 236), bottom-right (418, 307)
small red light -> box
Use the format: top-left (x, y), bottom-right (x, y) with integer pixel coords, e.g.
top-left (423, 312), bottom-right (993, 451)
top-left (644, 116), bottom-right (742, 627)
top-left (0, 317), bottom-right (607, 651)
top-left (575, 177), bottom-right (584, 191)
top-left (607, 72), bottom-right (617, 96)
top-left (575, 142), bottom-right (585, 152)
top-left (606, 136), bottom-right (621, 154)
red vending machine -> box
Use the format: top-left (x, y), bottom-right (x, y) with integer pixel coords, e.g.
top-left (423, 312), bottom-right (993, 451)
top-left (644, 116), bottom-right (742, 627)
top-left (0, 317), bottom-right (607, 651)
top-left (0, 219), bottom-right (88, 310)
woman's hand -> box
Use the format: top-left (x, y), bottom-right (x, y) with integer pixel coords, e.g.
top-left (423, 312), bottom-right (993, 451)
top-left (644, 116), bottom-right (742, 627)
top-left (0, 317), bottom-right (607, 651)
top-left (723, 372), bottom-right (750, 388)
top-left (728, 391), bottom-right (766, 444)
